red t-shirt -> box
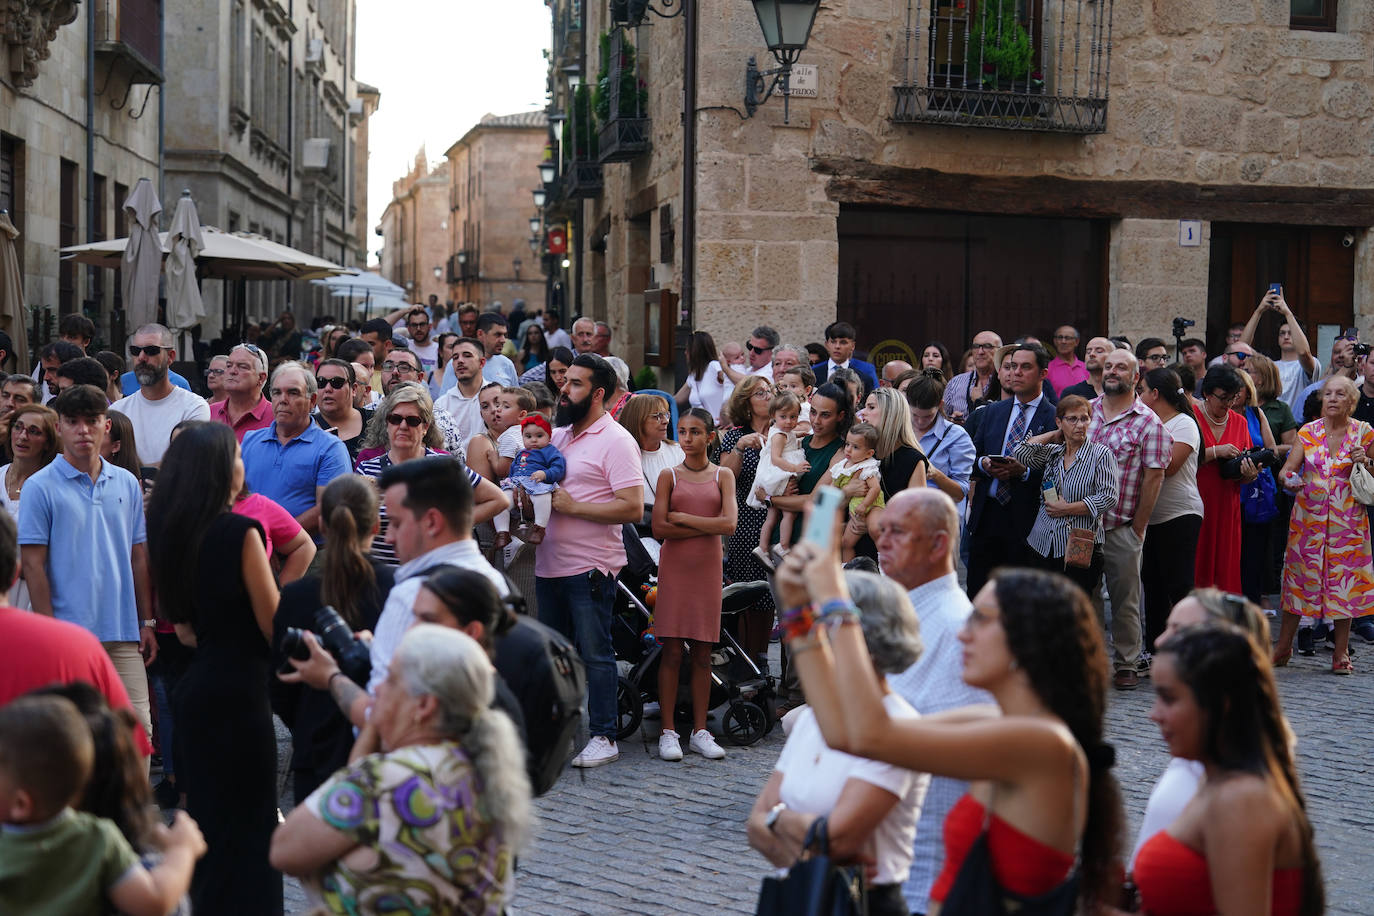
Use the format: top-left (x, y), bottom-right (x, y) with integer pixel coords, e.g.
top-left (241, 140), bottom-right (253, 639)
top-left (0, 606), bottom-right (153, 755)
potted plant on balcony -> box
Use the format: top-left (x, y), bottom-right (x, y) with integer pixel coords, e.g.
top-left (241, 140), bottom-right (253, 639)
top-left (970, 0), bottom-right (1039, 118)
top-left (561, 83), bottom-right (601, 196)
top-left (594, 30), bottom-right (651, 162)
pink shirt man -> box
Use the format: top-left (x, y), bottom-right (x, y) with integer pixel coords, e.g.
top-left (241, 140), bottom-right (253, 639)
top-left (535, 411), bottom-right (642, 578)
top-left (211, 396), bottom-right (273, 442)
top-left (1046, 355), bottom-right (1089, 395)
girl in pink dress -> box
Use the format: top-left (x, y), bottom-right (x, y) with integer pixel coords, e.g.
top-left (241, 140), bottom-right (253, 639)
top-left (650, 408), bottom-right (738, 762)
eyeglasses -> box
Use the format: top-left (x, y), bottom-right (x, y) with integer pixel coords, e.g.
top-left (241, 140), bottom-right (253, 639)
top-left (317, 376), bottom-right (350, 390)
top-left (382, 361), bottom-right (419, 373)
top-left (205, 368), bottom-right (225, 377)
top-left (129, 345), bottom-right (167, 358)
top-left (386, 413), bottom-right (425, 428)
top-left (1143, 353), bottom-right (1170, 364)
top-left (971, 342), bottom-right (997, 350)
top-left (11, 423), bottom-right (43, 439)
top-left (648, 412), bottom-right (670, 421)
top-left (1225, 351), bottom-right (1250, 362)
top-left (408, 321), bottom-right (430, 330)
top-left (1052, 335), bottom-right (1077, 342)
top-left (746, 343), bottom-right (773, 354)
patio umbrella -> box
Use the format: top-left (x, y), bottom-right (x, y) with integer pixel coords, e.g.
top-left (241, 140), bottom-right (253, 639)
top-left (0, 210), bottom-right (28, 372)
top-left (311, 269), bottom-right (405, 299)
top-left (165, 191), bottom-right (205, 351)
top-left (121, 178), bottom-right (163, 332)
top-left (61, 226), bottom-right (348, 281)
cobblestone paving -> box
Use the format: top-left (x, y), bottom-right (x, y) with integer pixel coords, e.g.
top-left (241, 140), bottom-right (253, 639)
top-left (283, 639), bottom-right (1374, 915)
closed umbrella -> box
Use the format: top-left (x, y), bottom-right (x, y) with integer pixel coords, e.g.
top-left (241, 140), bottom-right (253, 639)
top-left (0, 210), bottom-right (28, 372)
top-left (121, 178), bottom-right (163, 332)
top-left (165, 190), bottom-right (205, 356)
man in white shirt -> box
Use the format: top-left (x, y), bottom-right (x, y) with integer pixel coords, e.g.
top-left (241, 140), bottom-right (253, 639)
top-left (723, 325), bottom-right (780, 384)
top-left (877, 489), bottom-right (993, 915)
top-left (433, 338), bottom-right (487, 446)
top-left (110, 323), bottom-right (210, 465)
top-left (403, 307), bottom-right (441, 384)
top-left (1240, 288), bottom-right (1319, 413)
top-left (542, 309), bottom-right (573, 350)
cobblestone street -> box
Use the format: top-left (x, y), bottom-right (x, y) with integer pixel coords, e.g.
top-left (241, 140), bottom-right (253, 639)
top-left (281, 635), bottom-right (1374, 915)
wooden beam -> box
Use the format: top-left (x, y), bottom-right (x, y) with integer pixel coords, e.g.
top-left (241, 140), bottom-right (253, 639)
top-left (812, 157), bottom-right (1374, 227)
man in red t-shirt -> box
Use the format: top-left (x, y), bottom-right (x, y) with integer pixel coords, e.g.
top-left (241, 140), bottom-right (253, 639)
top-left (0, 513), bottom-right (151, 754)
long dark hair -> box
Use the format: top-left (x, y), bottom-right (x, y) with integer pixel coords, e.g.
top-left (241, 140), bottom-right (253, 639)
top-left (419, 567), bottom-right (515, 649)
top-left (320, 476), bottom-right (380, 628)
top-left (104, 410), bottom-right (143, 480)
top-left (545, 345), bottom-right (575, 379)
top-left (520, 324), bottom-right (549, 365)
top-left (992, 569), bottom-right (1122, 912)
top-left (812, 382), bottom-right (854, 439)
top-left (686, 331), bottom-right (719, 382)
top-left (1144, 367), bottom-right (1204, 448)
top-left (922, 341), bottom-right (953, 381)
top-left (146, 422), bottom-right (238, 623)
top-left (1159, 626), bottom-right (1323, 916)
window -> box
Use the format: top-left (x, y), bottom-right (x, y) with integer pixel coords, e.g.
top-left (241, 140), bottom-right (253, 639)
top-left (59, 159), bottom-right (79, 316)
top-left (251, 27), bottom-right (264, 118)
top-left (231, 2), bottom-right (246, 110)
top-left (0, 134), bottom-right (21, 234)
top-left (1291, 0), bottom-right (1338, 30)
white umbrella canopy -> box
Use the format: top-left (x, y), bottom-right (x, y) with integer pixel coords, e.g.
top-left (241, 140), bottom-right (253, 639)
top-left (165, 191), bottom-right (205, 339)
top-left (0, 210), bottom-right (29, 371)
top-left (60, 226), bottom-right (348, 281)
top-left (121, 178), bottom-right (163, 332)
top-left (312, 269), bottom-right (405, 299)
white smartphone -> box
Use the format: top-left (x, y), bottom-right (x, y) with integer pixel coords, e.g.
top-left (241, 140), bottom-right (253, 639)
top-left (803, 485), bottom-right (845, 551)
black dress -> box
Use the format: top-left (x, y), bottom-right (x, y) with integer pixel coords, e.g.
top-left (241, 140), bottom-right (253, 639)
top-left (854, 444), bottom-right (929, 559)
top-left (172, 513), bottom-right (283, 915)
top-left (269, 562), bottom-right (393, 803)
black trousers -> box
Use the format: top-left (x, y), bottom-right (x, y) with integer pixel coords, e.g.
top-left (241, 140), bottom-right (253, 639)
top-left (1141, 514), bottom-right (1202, 653)
top-left (1240, 519), bottom-right (1271, 606)
top-left (965, 502), bottom-right (1035, 598)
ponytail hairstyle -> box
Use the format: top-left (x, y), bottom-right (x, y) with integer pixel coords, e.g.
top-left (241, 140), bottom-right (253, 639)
top-left (319, 475), bottom-right (380, 628)
top-left (682, 406), bottom-right (718, 452)
top-left (991, 569), bottom-right (1122, 912)
top-left (1144, 367), bottom-right (1203, 447)
top-left (1158, 625), bottom-right (1323, 916)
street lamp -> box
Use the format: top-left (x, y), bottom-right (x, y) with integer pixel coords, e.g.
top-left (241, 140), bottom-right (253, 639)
top-left (538, 162), bottom-right (556, 185)
top-left (744, 0), bottom-right (822, 124)
top-left (528, 237), bottom-right (539, 253)
top-left (528, 215), bottom-right (542, 235)
top-left (457, 250), bottom-right (468, 265)
top-left (533, 188), bottom-right (547, 208)
top-left (433, 266), bottom-right (441, 280)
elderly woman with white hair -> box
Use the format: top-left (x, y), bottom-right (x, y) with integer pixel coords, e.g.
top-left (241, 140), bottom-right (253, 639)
top-left (746, 570), bottom-right (929, 916)
top-left (271, 625), bottom-right (531, 915)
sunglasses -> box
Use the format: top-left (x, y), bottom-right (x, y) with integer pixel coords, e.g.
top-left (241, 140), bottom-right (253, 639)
top-left (317, 376), bottom-right (350, 390)
top-left (129, 345), bottom-right (167, 358)
top-left (205, 368), bottom-right (225, 377)
top-left (386, 413), bottom-right (424, 428)
top-left (746, 343), bottom-right (773, 354)
top-left (1225, 351), bottom-right (1250, 362)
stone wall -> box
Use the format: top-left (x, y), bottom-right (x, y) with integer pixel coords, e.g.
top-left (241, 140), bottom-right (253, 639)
top-left (379, 151), bottom-right (449, 304)
top-left (1109, 218), bottom-right (1211, 345)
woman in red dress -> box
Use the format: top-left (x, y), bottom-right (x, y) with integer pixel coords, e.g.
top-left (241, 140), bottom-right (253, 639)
top-left (1192, 366), bottom-right (1260, 593)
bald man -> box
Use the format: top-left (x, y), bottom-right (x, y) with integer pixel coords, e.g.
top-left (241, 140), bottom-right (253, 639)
top-left (876, 489), bottom-right (993, 913)
top-left (880, 360), bottom-right (913, 387)
top-left (1060, 336), bottom-right (1114, 400)
top-left (943, 330), bottom-right (1002, 423)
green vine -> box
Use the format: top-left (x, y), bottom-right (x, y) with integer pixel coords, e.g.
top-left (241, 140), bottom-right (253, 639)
top-left (593, 30), bottom-right (649, 124)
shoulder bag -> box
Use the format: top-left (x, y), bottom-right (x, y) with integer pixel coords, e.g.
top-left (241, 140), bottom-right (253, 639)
top-left (755, 817), bottom-right (868, 916)
top-left (1239, 407), bottom-right (1278, 524)
top-left (1351, 421), bottom-right (1374, 506)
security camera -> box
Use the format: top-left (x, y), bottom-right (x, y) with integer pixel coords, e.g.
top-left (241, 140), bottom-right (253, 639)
top-left (1343, 232), bottom-right (1355, 248)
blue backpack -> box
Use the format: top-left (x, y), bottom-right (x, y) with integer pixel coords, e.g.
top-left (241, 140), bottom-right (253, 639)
top-left (1241, 408), bottom-right (1278, 524)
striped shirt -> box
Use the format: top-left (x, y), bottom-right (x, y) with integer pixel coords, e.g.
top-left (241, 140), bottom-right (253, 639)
top-left (355, 450), bottom-right (481, 566)
top-left (1013, 440), bottom-right (1120, 557)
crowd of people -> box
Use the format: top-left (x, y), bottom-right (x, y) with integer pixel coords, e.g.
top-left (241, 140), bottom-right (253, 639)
top-left (0, 287), bottom-right (1348, 915)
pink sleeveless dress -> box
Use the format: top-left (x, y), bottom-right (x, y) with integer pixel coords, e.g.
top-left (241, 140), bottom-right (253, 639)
top-left (655, 466), bottom-right (725, 643)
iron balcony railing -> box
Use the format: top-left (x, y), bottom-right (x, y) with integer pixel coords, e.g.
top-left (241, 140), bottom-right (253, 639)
top-left (596, 28), bottom-right (651, 163)
top-left (893, 0), bottom-right (1114, 134)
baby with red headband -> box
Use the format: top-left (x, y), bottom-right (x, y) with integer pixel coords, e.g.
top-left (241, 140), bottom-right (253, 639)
top-left (494, 414), bottom-right (567, 547)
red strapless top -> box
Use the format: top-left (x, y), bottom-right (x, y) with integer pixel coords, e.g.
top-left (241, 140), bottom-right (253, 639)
top-left (929, 794), bottom-right (1075, 903)
top-left (1134, 831), bottom-right (1303, 916)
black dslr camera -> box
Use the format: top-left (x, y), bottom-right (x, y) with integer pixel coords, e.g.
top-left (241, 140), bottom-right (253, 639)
top-left (1171, 316), bottom-right (1195, 338)
top-left (1220, 447), bottom-right (1280, 480)
top-left (279, 606), bottom-right (372, 686)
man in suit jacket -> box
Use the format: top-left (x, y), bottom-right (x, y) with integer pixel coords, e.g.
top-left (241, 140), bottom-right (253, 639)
top-left (964, 343), bottom-right (1057, 597)
top-left (815, 321), bottom-right (880, 396)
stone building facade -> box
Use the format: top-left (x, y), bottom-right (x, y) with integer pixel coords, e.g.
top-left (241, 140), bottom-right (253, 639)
top-left (1, 0), bottom-right (163, 352)
top-left (164, 0), bottom-right (376, 331)
top-left (441, 112), bottom-right (549, 313)
top-left (377, 150), bottom-right (450, 305)
top-left (547, 0), bottom-right (1374, 377)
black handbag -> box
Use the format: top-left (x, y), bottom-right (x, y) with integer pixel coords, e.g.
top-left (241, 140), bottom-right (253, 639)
top-left (939, 829), bottom-right (1079, 915)
top-left (755, 817), bottom-right (868, 916)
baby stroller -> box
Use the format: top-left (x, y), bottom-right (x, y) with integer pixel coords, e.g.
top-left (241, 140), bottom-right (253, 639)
top-left (612, 526), bottom-right (776, 746)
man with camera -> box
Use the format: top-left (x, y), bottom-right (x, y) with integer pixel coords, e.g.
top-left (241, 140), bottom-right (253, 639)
top-left (280, 456), bottom-right (507, 747)
top-left (1241, 288), bottom-right (1319, 413)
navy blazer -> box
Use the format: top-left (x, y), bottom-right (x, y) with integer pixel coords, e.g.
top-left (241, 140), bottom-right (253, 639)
top-left (965, 395), bottom-right (1058, 537)
top-left (816, 358), bottom-right (879, 396)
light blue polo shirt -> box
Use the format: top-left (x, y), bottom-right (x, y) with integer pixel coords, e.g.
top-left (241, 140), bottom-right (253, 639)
top-left (241, 420), bottom-right (352, 520)
top-left (17, 455), bottom-right (146, 643)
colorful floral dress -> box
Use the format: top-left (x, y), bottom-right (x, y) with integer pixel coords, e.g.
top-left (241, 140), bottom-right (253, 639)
top-left (1281, 419), bottom-right (1374, 620)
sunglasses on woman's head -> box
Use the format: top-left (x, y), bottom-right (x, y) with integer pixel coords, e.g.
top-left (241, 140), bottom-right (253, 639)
top-left (316, 376), bottom-right (350, 390)
top-left (386, 413), bottom-right (424, 428)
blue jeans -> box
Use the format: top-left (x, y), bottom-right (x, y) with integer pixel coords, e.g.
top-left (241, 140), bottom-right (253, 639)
top-left (537, 571), bottom-right (618, 739)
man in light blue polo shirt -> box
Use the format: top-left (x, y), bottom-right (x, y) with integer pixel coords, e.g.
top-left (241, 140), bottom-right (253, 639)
top-left (18, 383), bottom-right (154, 740)
top-left (241, 361), bottom-right (352, 540)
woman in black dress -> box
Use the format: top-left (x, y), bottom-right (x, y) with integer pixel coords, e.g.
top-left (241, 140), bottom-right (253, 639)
top-left (270, 475), bottom-right (393, 802)
top-left (147, 422), bottom-right (283, 915)
top-left (720, 375), bottom-right (776, 662)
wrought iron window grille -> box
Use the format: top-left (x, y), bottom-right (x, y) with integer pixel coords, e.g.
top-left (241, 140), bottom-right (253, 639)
top-left (893, 0), bottom-right (1115, 134)
top-left (597, 28), bottom-right (651, 163)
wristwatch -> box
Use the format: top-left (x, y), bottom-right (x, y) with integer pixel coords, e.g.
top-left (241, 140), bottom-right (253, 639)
top-left (765, 802), bottom-right (787, 832)
top-left (141, 620), bottom-right (156, 629)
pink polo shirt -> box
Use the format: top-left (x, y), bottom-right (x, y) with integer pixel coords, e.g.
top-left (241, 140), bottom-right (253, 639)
top-left (1046, 356), bottom-right (1089, 395)
top-left (212, 396), bottom-right (273, 442)
top-left (535, 411), bottom-right (643, 579)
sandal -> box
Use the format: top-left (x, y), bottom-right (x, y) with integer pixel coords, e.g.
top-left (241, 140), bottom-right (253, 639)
top-left (1272, 648), bottom-right (1293, 668)
top-left (1333, 656), bottom-right (1354, 675)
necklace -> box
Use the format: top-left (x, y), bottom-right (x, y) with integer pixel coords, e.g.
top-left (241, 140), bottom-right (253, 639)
top-left (683, 460), bottom-right (710, 472)
top-left (5, 465), bottom-right (27, 500)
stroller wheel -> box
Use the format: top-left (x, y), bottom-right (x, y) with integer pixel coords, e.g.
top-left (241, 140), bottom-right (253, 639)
top-left (721, 700), bottom-right (769, 747)
top-left (615, 676), bottom-right (644, 741)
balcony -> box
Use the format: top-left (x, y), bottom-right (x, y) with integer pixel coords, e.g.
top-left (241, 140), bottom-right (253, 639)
top-left (559, 162), bottom-right (604, 200)
top-left (595, 29), bottom-right (650, 164)
top-left (559, 83), bottom-right (604, 200)
top-left (892, 0), bottom-right (1113, 134)
top-left (94, 0), bottom-right (164, 86)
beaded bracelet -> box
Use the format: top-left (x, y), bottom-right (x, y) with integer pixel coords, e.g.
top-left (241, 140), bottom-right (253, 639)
top-left (777, 603), bottom-right (816, 642)
top-left (816, 598), bottom-right (861, 630)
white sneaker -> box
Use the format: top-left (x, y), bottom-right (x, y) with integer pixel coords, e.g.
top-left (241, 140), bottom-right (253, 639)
top-left (658, 730), bottom-right (683, 761)
top-left (689, 728), bottom-right (725, 759)
top-left (570, 736), bottom-right (620, 768)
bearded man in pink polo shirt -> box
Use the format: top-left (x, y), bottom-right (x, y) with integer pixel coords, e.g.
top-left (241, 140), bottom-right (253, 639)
top-left (536, 353), bottom-right (644, 768)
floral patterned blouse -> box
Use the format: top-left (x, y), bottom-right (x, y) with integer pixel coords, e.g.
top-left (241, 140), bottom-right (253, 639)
top-left (303, 741), bottom-right (514, 915)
